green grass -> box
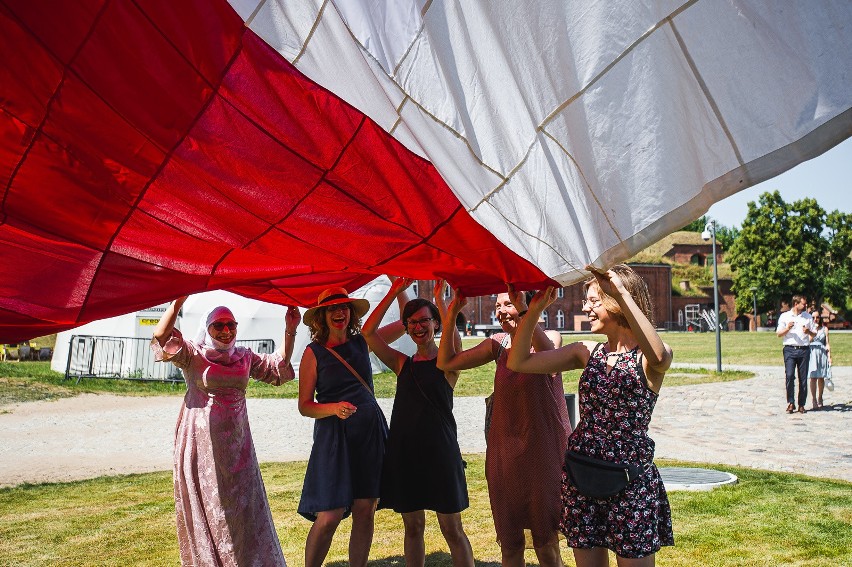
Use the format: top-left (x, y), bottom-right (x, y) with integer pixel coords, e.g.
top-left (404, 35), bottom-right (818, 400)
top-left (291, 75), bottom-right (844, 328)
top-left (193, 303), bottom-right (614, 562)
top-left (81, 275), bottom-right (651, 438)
top-left (7, 329), bottom-right (841, 404)
top-left (1, 458), bottom-right (849, 566)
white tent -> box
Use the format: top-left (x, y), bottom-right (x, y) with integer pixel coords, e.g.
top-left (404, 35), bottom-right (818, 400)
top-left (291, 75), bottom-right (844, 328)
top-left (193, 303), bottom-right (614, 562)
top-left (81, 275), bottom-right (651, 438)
top-left (51, 277), bottom-right (415, 379)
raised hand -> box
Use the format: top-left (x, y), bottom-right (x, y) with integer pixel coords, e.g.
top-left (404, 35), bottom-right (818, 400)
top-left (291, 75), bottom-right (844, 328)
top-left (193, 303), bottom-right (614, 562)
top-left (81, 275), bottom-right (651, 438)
top-left (529, 287), bottom-right (558, 313)
top-left (285, 305), bottom-right (301, 329)
top-left (389, 276), bottom-right (415, 295)
top-left (506, 283), bottom-right (528, 312)
top-left (434, 279), bottom-right (449, 318)
top-left (447, 286), bottom-right (468, 314)
top-left (587, 265), bottom-right (624, 297)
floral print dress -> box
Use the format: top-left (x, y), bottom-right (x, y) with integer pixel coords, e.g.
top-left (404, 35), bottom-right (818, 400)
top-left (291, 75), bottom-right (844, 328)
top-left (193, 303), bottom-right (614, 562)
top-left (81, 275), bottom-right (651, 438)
top-left (560, 343), bottom-right (674, 558)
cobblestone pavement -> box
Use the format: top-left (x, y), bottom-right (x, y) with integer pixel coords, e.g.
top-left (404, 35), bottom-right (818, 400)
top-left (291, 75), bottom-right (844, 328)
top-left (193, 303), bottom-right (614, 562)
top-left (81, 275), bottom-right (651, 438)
top-left (0, 365), bottom-right (849, 486)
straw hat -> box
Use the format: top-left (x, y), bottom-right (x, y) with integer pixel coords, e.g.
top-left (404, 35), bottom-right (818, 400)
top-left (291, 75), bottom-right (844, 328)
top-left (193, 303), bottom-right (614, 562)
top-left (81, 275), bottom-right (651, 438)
top-left (303, 287), bottom-right (370, 327)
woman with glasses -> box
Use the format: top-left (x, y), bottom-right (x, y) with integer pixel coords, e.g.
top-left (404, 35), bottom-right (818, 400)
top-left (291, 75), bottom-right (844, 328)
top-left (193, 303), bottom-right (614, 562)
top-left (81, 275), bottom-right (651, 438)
top-left (507, 265), bottom-right (674, 566)
top-left (151, 295), bottom-right (300, 567)
top-left (297, 286), bottom-right (408, 567)
top-left (438, 285), bottom-right (570, 567)
top-left (362, 277), bottom-right (474, 567)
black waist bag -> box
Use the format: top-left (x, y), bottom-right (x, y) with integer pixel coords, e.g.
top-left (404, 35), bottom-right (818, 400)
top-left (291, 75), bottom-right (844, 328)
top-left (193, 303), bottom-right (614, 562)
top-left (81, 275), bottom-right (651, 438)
top-left (564, 450), bottom-right (645, 499)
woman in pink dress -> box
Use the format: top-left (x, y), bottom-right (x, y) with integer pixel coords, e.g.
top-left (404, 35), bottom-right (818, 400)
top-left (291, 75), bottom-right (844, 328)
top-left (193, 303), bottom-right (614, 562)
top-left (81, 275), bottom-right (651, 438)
top-left (438, 285), bottom-right (571, 567)
top-left (152, 295), bottom-right (300, 566)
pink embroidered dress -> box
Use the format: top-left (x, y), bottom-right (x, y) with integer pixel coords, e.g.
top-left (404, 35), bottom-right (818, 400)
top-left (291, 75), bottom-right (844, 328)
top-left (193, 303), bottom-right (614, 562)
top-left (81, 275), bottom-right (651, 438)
top-left (152, 329), bottom-right (293, 566)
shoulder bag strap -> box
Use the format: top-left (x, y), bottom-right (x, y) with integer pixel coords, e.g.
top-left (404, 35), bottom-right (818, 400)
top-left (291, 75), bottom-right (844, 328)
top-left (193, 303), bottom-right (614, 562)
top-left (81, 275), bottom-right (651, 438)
top-left (324, 345), bottom-right (376, 399)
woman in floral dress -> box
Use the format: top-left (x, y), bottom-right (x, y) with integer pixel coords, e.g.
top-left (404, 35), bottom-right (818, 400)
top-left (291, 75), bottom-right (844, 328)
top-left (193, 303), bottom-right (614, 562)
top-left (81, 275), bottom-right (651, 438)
top-left (508, 265), bottom-right (674, 566)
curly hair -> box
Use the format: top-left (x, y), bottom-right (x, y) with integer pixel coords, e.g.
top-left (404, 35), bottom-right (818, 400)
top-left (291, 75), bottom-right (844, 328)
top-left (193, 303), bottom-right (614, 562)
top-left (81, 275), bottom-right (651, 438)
top-left (583, 264), bottom-right (655, 327)
top-left (309, 304), bottom-right (363, 344)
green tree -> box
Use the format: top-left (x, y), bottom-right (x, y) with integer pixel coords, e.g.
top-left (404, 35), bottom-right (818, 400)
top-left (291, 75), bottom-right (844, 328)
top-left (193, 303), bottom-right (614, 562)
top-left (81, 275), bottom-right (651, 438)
top-left (824, 210), bottom-right (852, 310)
top-left (680, 215), bottom-right (708, 232)
top-left (728, 191), bottom-right (829, 314)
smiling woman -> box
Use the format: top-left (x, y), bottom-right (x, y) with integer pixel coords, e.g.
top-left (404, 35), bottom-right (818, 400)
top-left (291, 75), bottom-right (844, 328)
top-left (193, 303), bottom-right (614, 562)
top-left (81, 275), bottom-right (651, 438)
top-left (296, 286), bottom-right (408, 567)
top-left (150, 295), bottom-right (300, 566)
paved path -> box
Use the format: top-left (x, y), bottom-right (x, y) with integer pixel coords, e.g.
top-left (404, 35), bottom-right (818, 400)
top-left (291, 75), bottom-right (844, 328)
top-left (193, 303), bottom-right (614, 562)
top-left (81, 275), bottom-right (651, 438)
top-left (1, 365), bottom-right (850, 487)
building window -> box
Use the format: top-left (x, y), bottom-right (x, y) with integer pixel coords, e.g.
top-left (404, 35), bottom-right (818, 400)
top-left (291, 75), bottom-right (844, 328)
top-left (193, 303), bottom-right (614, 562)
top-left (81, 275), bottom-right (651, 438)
top-left (557, 287), bottom-right (564, 299)
top-left (444, 285), bottom-right (451, 300)
top-left (542, 311), bottom-right (550, 328)
top-left (556, 310), bottom-right (565, 329)
top-left (678, 309), bottom-right (684, 327)
top-left (410, 281), bottom-right (419, 297)
top-left (690, 253), bottom-right (704, 266)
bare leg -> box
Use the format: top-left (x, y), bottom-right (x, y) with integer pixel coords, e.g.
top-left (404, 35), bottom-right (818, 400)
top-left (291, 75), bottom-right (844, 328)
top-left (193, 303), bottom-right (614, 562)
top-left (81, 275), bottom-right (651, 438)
top-left (349, 498), bottom-right (378, 567)
top-left (816, 378), bottom-right (825, 406)
top-left (401, 510), bottom-right (426, 567)
top-left (810, 379), bottom-right (819, 409)
top-left (305, 508), bottom-right (345, 567)
top-left (436, 512), bottom-right (474, 567)
top-left (573, 547), bottom-right (610, 567)
top-left (534, 540), bottom-right (564, 567)
top-left (500, 544), bottom-right (525, 567)
top-left (615, 552), bottom-right (656, 567)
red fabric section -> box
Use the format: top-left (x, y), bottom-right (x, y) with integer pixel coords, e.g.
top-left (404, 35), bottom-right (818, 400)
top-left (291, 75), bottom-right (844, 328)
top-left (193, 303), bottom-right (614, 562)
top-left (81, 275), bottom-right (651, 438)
top-left (0, 0), bottom-right (552, 342)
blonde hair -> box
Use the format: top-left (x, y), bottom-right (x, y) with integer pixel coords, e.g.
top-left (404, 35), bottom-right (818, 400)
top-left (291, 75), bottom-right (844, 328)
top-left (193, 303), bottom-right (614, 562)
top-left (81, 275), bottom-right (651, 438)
top-left (583, 264), bottom-right (655, 327)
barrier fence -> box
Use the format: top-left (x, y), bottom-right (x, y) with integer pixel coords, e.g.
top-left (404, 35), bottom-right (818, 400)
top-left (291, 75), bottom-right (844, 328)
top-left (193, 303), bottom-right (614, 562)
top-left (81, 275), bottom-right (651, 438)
top-left (64, 335), bottom-right (276, 383)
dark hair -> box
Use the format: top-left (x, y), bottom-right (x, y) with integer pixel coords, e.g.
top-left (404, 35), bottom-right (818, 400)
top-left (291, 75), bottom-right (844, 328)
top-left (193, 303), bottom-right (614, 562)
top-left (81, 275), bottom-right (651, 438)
top-left (402, 299), bottom-right (441, 331)
top-left (583, 264), bottom-right (655, 327)
top-left (309, 304), bottom-right (362, 344)
top-left (812, 311), bottom-right (824, 328)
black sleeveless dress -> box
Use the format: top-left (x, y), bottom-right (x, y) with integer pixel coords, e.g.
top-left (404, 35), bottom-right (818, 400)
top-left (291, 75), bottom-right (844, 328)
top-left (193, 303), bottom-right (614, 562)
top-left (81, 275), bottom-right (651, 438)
top-left (297, 335), bottom-right (389, 520)
top-left (380, 356), bottom-right (468, 514)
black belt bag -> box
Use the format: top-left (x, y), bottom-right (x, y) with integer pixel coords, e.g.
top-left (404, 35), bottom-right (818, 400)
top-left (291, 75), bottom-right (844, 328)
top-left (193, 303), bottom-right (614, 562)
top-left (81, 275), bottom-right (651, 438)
top-left (564, 450), bottom-right (647, 499)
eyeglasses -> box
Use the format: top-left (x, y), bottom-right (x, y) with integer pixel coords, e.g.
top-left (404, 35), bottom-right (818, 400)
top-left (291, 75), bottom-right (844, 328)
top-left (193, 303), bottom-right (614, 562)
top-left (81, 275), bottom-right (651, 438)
top-left (582, 299), bottom-right (603, 309)
top-left (327, 303), bottom-right (350, 313)
top-left (211, 321), bottom-right (238, 331)
top-left (406, 317), bottom-right (435, 328)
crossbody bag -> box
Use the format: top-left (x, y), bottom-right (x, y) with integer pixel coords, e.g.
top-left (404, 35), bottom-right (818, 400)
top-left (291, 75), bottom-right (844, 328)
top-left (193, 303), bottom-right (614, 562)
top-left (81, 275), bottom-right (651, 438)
top-left (324, 345), bottom-right (376, 399)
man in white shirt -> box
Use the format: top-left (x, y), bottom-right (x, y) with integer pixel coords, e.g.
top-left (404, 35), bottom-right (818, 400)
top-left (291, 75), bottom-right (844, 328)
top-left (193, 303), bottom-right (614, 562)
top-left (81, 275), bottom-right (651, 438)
top-left (776, 295), bottom-right (817, 414)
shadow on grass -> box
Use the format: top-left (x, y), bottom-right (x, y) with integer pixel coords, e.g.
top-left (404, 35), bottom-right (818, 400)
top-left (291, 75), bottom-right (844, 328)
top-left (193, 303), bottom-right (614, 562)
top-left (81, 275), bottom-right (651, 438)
top-left (327, 552), bottom-right (506, 566)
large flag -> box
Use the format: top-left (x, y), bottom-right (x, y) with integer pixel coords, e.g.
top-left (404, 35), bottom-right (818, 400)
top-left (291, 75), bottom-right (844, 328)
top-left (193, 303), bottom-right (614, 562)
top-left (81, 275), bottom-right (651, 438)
top-left (1, 0), bottom-right (850, 341)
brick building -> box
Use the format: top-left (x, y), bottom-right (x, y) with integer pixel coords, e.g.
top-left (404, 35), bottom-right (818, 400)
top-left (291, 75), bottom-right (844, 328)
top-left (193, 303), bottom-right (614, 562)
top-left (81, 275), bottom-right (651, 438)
top-left (410, 231), bottom-right (742, 333)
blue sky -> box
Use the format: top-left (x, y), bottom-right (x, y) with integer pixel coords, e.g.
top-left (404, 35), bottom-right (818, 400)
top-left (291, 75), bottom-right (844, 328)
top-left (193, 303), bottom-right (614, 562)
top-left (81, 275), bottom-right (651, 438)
top-left (706, 137), bottom-right (852, 228)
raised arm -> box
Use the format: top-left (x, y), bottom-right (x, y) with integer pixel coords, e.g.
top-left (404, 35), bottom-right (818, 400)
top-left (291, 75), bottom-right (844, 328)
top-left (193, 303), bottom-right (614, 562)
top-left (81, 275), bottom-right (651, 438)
top-left (279, 305), bottom-right (301, 365)
top-left (153, 296), bottom-right (187, 347)
top-left (433, 280), bottom-right (461, 386)
top-left (436, 286), bottom-right (495, 371)
top-left (590, 267), bottom-right (673, 376)
top-left (363, 277), bottom-right (412, 375)
top-left (507, 283), bottom-right (553, 353)
top-left (507, 287), bottom-right (589, 374)
top-left (373, 278), bottom-right (410, 346)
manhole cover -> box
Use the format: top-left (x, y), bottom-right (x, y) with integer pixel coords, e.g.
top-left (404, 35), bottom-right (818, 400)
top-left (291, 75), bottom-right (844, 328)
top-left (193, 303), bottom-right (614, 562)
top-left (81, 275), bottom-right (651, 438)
top-left (659, 467), bottom-right (738, 491)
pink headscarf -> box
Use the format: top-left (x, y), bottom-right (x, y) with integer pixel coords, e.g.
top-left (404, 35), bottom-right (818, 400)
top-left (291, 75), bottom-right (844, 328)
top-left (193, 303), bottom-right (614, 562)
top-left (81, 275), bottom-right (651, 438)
top-left (194, 306), bottom-right (241, 364)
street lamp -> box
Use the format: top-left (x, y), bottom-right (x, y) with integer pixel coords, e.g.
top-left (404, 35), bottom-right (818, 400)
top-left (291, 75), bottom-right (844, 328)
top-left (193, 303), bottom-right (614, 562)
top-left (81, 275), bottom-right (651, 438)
top-left (750, 287), bottom-right (758, 331)
top-left (702, 221), bottom-right (722, 372)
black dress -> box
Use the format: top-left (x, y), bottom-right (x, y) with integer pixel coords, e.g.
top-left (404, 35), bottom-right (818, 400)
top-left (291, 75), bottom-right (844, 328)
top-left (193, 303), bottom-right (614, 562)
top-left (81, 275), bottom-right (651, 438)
top-left (297, 335), bottom-right (388, 521)
top-left (380, 356), bottom-right (468, 514)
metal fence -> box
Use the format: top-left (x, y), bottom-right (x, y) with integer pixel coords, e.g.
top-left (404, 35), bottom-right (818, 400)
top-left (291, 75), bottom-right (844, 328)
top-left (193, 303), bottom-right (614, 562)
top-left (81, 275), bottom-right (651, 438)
top-left (63, 335), bottom-right (276, 383)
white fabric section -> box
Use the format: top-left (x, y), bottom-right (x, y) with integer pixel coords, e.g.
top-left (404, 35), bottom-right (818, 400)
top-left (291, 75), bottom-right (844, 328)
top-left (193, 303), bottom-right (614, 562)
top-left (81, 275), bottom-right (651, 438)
top-left (233, 0), bottom-right (852, 284)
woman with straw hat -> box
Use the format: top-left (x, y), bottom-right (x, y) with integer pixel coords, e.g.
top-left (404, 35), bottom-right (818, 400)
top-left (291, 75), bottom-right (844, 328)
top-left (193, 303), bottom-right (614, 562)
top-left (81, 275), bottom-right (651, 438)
top-left (297, 285), bottom-right (408, 567)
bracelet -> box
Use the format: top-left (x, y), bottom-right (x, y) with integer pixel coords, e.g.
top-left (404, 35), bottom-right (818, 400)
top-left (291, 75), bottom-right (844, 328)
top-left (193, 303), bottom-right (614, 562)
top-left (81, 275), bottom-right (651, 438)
top-left (517, 309), bottom-right (528, 318)
top-left (285, 330), bottom-right (297, 337)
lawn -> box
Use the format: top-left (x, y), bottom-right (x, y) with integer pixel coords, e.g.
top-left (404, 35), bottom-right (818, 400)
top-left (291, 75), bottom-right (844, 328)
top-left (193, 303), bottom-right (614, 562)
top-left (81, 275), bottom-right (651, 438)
top-left (0, 457), bottom-right (849, 566)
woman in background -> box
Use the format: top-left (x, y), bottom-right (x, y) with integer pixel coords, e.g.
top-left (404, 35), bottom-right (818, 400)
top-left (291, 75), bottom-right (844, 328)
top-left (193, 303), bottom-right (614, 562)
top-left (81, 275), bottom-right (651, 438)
top-left (152, 295), bottom-right (299, 566)
top-left (809, 310), bottom-right (831, 409)
top-left (363, 277), bottom-right (474, 567)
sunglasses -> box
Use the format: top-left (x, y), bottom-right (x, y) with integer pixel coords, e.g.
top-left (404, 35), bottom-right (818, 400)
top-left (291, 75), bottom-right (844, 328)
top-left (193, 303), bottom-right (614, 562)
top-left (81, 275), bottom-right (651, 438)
top-left (211, 321), bottom-right (238, 331)
top-left (326, 303), bottom-right (350, 313)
